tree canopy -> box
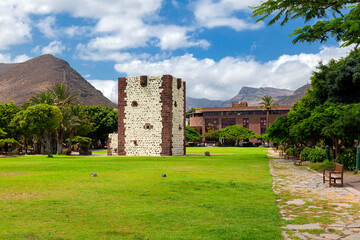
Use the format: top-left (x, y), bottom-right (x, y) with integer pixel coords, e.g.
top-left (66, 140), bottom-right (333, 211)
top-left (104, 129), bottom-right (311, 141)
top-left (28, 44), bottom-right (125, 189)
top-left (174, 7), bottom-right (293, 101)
top-left (252, 0), bottom-right (360, 47)
top-left (267, 49), bottom-right (360, 158)
top-left (185, 126), bottom-right (203, 142)
top-left (12, 104), bottom-right (62, 157)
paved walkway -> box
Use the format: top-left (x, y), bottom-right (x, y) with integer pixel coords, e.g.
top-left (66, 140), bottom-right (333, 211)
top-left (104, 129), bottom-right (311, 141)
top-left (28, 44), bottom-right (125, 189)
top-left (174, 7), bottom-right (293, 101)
top-left (268, 149), bottom-right (360, 240)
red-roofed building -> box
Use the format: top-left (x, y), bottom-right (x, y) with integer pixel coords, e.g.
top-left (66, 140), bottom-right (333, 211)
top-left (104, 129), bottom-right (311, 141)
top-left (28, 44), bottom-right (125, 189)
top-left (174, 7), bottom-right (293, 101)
top-left (188, 102), bottom-right (291, 140)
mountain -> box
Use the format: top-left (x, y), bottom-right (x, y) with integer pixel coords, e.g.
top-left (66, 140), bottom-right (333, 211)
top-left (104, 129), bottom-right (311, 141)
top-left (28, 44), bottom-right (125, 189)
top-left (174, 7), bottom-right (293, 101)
top-left (277, 84), bottom-right (311, 105)
top-left (0, 54), bottom-right (116, 108)
top-left (186, 85), bottom-right (311, 110)
top-left (186, 97), bottom-right (223, 109)
top-left (221, 87), bottom-right (294, 107)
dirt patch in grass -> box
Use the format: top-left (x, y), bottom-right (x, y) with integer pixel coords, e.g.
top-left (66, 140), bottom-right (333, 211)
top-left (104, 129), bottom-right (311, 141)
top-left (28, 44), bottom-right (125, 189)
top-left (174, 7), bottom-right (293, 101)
top-left (0, 191), bottom-right (44, 199)
top-left (0, 172), bottom-right (26, 176)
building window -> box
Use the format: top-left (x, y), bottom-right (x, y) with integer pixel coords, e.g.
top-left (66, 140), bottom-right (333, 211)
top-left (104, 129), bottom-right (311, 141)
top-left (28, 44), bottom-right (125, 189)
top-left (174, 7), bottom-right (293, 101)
top-left (205, 118), bottom-right (219, 131)
top-left (222, 118), bottom-right (236, 128)
top-left (243, 118), bottom-right (249, 129)
top-left (260, 118), bottom-right (267, 134)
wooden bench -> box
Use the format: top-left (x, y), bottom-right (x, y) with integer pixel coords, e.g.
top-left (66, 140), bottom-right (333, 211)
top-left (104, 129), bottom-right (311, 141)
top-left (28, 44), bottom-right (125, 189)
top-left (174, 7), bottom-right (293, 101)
top-left (293, 155), bottom-right (302, 166)
top-left (323, 163), bottom-right (344, 187)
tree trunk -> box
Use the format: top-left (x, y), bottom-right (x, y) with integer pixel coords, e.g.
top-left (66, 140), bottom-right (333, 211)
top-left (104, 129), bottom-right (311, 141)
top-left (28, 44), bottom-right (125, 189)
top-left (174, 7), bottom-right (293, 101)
top-left (42, 132), bottom-right (53, 157)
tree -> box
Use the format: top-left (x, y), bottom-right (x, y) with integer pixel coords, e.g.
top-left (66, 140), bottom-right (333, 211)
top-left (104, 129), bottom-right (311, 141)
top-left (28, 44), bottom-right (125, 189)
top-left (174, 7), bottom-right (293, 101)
top-left (29, 92), bottom-right (55, 105)
top-left (259, 96), bottom-right (279, 129)
top-left (186, 126), bottom-right (203, 142)
top-left (0, 102), bottom-right (21, 139)
top-left (222, 125), bottom-right (255, 146)
top-left (49, 83), bottom-right (79, 109)
top-left (81, 105), bottom-right (117, 147)
top-left (0, 128), bottom-right (6, 138)
top-left (252, 0), bottom-right (360, 47)
top-left (12, 104), bottom-right (62, 157)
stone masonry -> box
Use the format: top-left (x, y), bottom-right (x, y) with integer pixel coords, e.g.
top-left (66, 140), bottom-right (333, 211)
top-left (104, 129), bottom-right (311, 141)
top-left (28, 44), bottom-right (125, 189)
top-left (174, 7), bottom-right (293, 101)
top-left (107, 75), bottom-right (186, 156)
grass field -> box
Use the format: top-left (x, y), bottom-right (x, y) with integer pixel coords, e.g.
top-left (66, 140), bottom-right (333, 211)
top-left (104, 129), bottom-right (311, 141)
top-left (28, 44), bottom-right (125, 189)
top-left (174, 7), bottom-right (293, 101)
top-left (0, 147), bottom-right (281, 240)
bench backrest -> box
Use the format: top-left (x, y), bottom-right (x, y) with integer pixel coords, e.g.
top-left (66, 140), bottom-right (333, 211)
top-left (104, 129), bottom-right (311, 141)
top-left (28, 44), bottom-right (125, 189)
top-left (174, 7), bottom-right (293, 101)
top-left (335, 163), bottom-right (344, 173)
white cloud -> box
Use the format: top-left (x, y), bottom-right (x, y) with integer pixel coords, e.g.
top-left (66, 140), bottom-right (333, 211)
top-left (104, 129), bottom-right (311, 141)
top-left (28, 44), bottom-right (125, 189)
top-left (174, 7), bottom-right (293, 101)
top-left (0, 6), bottom-right (32, 49)
top-left (87, 79), bottom-right (118, 102)
top-left (41, 41), bottom-right (66, 55)
top-left (154, 25), bottom-right (210, 50)
top-left (0, 53), bottom-right (30, 63)
top-left (113, 44), bottom-right (353, 100)
top-left (0, 0), bottom-right (214, 56)
top-left (193, 0), bottom-right (263, 31)
top-left (36, 16), bottom-right (57, 38)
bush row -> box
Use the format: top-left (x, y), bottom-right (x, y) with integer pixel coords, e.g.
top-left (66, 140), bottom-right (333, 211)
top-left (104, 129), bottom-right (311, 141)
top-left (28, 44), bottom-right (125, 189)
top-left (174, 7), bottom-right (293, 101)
top-left (282, 146), bottom-right (357, 170)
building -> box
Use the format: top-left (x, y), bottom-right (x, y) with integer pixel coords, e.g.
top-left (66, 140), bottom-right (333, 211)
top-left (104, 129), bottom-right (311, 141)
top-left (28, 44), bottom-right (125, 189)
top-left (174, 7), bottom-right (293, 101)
top-left (108, 75), bottom-right (186, 156)
top-left (188, 102), bottom-right (290, 139)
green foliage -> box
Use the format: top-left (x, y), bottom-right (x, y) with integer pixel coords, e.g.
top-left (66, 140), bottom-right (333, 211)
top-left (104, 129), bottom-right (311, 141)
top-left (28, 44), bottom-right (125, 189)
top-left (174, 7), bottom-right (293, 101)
top-left (311, 50), bottom-right (360, 105)
top-left (336, 148), bottom-right (357, 171)
top-left (285, 147), bottom-right (295, 156)
top-left (203, 128), bottom-right (223, 141)
top-left (185, 126), bottom-right (202, 142)
top-left (186, 107), bottom-right (202, 115)
top-left (11, 104), bottom-right (62, 157)
top-left (222, 125), bottom-right (255, 142)
top-left (29, 91), bottom-right (55, 105)
top-left (0, 102), bottom-right (20, 138)
top-left (71, 136), bottom-right (92, 150)
top-left (0, 138), bottom-right (20, 147)
top-left (308, 147), bottom-right (326, 163)
top-left (308, 160), bottom-right (335, 172)
top-left (300, 147), bottom-right (312, 161)
top-left (252, 0), bottom-right (360, 47)
top-left (12, 104), bottom-right (62, 135)
top-left (258, 96), bottom-right (278, 111)
top-left (81, 105), bottom-right (117, 146)
top-left (48, 83), bottom-right (79, 109)
top-left (71, 136), bottom-right (92, 144)
top-left (0, 128), bottom-right (6, 138)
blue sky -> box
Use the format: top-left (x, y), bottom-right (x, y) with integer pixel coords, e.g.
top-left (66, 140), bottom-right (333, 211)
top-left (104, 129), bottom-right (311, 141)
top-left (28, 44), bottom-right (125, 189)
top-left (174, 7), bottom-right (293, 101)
top-left (0, 0), bottom-right (353, 102)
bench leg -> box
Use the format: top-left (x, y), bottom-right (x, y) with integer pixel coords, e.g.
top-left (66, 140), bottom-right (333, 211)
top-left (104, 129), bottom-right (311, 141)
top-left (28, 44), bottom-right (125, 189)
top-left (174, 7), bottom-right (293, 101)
top-left (323, 175), bottom-right (325, 184)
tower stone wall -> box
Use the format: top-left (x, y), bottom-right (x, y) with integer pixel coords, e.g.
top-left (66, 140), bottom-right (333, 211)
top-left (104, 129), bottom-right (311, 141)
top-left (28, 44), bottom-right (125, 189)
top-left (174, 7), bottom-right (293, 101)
top-left (109, 75), bottom-right (185, 156)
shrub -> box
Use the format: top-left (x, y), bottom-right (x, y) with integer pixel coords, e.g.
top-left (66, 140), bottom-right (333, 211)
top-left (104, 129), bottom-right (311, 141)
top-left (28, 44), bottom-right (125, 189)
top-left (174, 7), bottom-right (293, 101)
top-left (308, 147), bottom-right (326, 163)
top-left (285, 147), bottom-right (295, 156)
top-left (300, 147), bottom-right (312, 161)
top-left (10, 149), bottom-right (19, 155)
top-left (337, 148), bottom-right (356, 171)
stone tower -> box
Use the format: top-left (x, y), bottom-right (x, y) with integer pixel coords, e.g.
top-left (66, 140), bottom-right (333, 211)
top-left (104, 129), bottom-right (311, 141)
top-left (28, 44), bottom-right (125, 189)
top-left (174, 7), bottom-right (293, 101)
top-left (108, 75), bottom-right (186, 156)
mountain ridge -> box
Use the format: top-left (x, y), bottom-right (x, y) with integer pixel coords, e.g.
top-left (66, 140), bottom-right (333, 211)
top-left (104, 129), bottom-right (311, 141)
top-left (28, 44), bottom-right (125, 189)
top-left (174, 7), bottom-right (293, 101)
top-left (0, 54), bottom-right (116, 108)
top-left (186, 84), bottom-right (310, 110)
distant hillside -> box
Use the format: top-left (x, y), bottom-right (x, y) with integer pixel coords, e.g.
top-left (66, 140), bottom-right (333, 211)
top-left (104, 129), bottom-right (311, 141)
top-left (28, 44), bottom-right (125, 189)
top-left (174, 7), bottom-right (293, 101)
top-left (186, 97), bottom-right (223, 109)
top-left (277, 84), bottom-right (311, 105)
top-left (221, 87), bottom-right (293, 107)
top-left (0, 54), bottom-right (116, 108)
top-left (186, 86), bottom-right (301, 110)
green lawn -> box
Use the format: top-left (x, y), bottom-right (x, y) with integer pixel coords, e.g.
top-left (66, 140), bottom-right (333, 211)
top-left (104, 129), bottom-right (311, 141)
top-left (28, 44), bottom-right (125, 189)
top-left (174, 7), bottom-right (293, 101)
top-left (0, 147), bottom-right (281, 240)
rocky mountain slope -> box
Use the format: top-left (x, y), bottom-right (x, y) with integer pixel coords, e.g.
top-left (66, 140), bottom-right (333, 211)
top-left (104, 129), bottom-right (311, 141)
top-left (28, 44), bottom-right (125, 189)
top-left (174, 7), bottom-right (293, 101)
top-left (186, 85), bottom-right (311, 110)
top-left (221, 87), bottom-right (293, 107)
top-left (0, 54), bottom-right (116, 108)
top-left (277, 84), bottom-right (311, 105)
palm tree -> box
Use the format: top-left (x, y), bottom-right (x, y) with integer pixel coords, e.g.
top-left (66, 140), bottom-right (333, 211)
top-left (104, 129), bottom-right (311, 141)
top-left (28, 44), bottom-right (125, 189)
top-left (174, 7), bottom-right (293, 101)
top-left (259, 96), bottom-right (279, 129)
top-left (48, 83), bottom-right (79, 154)
top-left (49, 83), bottom-right (79, 109)
top-left (29, 92), bottom-right (55, 105)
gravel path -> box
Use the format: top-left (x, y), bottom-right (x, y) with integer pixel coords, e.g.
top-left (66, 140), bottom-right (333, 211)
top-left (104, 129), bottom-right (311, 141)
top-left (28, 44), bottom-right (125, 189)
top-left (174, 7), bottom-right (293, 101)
top-left (268, 149), bottom-right (360, 240)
